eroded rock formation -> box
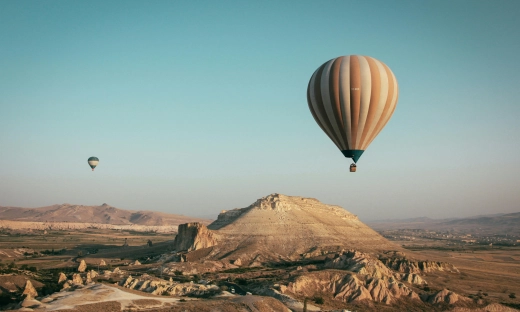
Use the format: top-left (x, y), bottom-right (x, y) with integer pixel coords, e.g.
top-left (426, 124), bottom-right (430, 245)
top-left (58, 272), bottom-right (67, 284)
top-left (423, 288), bottom-right (471, 305)
top-left (381, 258), bottom-right (460, 274)
top-left (283, 270), bottom-right (420, 305)
top-left (174, 222), bottom-right (218, 252)
top-left (22, 280), bottom-right (38, 298)
top-left (72, 273), bottom-right (83, 285)
top-left (118, 274), bottom-right (220, 297)
top-left (78, 260), bottom-right (87, 272)
top-left (323, 250), bottom-right (430, 285)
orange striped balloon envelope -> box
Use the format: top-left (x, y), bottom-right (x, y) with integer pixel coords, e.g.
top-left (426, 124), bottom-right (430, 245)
top-left (307, 55), bottom-right (399, 164)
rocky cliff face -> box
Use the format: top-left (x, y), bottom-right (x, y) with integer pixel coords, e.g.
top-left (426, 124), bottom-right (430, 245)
top-left (174, 223), bottom-right (218, 252)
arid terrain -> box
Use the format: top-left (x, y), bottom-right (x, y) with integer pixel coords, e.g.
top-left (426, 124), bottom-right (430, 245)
top-left (0, 203), bottom-right (211, 226)
top-left (367, 213), bottom-right (520, 236)
top-left (0, 194), bottom-right (519, 311)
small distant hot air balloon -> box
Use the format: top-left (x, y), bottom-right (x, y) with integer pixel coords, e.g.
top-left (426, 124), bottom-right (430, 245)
top-left (307, 55), bottom-right (399, 172)
top-left (88, 157), bottom-right (99, 171)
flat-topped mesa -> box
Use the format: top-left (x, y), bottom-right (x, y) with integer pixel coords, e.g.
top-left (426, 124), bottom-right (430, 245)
top-left (251, 193), bottom-right (300, 211)
top-left (251, 194), bottom-right (358, 219)
top-left (210, 194), bottom-right (358, 230)
top-left (204, 193), bottom-right (402, 261)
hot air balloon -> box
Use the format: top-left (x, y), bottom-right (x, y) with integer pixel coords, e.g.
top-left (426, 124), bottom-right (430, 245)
top-left (88, 156), bottom-right (99, 171)
top-left (307, 55), bottom-right (398, 172)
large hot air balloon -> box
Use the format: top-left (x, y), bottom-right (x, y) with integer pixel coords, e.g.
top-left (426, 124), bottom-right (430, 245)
top-left (88, 156), bottom-right (99, 171)
top-left (307, 55), bottom-right (398, 172)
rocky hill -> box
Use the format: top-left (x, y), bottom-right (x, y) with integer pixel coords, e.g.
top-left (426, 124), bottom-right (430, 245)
top-left (174, 193), bottom-right (405, 264)
top-left (0, 203), bottom-right (211, 226)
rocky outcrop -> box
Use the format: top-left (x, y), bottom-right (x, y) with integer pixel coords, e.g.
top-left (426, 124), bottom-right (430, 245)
top-left (22, 280), bottom-right (38, 298)
top-left (90, 270), bottom-right (98, 278)
top-left (400, 273), bottom-right (427, 285)
top-left (72, 273), bottom-right (83, 285)
top-left (324, 250), bottom-right (394, 279)
top-left (78, 260), bottom-right (87, 272)
top-left (283, 270), bottom-right (420, 305)
top-left (85, 272), bottom-right (94, 284)
top-left (323, 250), bottom-right (428, 285)
top-left (381, 258), bottom-right (459, 274)
top-left (58, 272), bottom-right (67, 284)
top-left (424, 289), bottom-right (471, 305)
top-left (174, 222), bottom-right (218, 252)
top-left (61, 280), bottom-right (72, 290)
top-left (209, 194), bottom-right (359, 230)
top-left (117, 274), bottom-right (220, 297)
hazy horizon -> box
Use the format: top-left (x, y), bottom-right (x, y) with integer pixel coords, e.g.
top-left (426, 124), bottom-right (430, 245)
top-left (1, 0), bottom-right (519, 221)
top-left (1, 196), bottom-right (518, 224)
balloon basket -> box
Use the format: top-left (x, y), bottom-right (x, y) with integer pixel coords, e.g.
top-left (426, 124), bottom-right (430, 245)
top-left (349, 164), bottom-right (357, 173)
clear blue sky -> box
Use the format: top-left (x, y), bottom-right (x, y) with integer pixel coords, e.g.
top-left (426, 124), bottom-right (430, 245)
top-left (1, 0), bottom-right (519, 221)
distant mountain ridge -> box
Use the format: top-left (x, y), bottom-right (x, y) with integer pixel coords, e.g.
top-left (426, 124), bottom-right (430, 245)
top-left (366, 212), bottom-right (520, 235)
top-left (0, 203), bottom-right (212, 226)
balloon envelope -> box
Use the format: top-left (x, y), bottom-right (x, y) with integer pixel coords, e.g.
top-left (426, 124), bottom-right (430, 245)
top-left (88, 156), bottom-right (99, 170)
top-left (307, 55), bottom-right (398, 163)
